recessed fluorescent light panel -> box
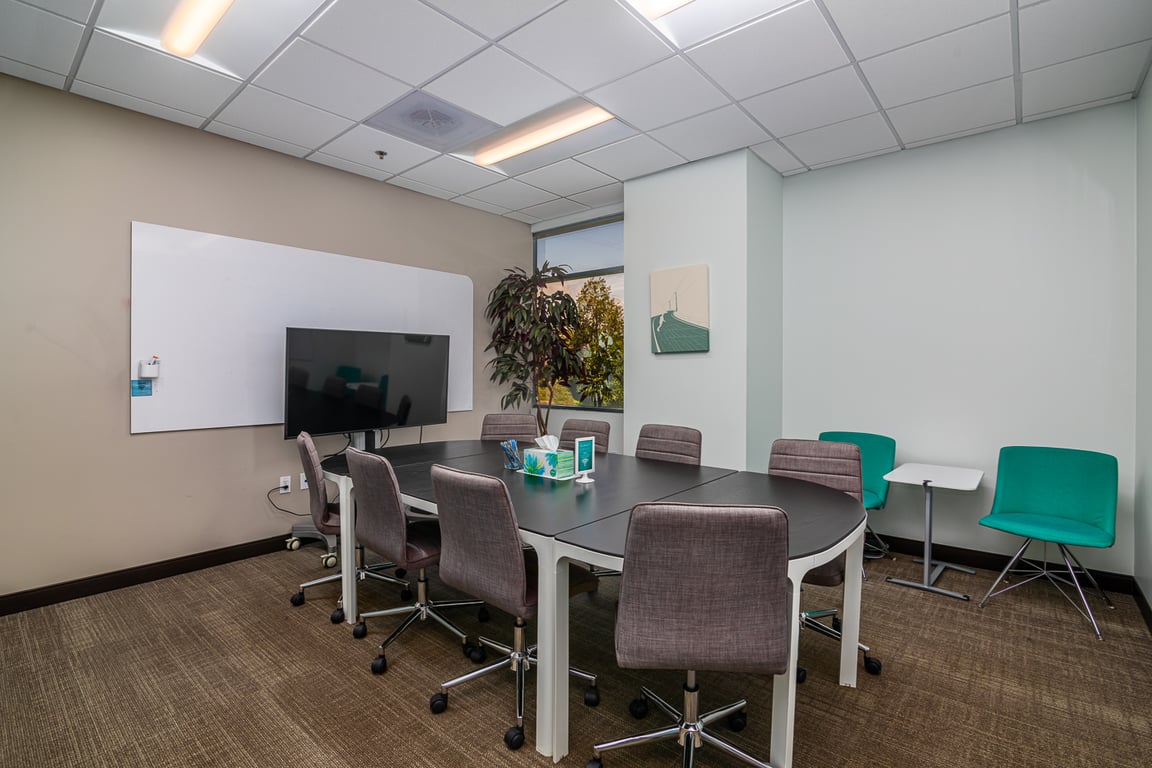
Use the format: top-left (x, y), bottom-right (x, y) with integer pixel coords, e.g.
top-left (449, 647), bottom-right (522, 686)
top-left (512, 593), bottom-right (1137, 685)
top-left (629, 0), bottom-right (696, 20)
top-left (470, 102), bottom-right (614, 167)
top-left (162, 0), bottom-right (235, 57)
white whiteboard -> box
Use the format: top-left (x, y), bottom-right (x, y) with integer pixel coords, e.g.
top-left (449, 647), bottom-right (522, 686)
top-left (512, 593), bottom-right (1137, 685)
top-left (130, 222), bottom-right (473, 434)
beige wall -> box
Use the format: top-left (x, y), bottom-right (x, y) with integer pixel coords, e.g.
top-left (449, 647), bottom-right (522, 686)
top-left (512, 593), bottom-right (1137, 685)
top-left (0, 75), bottom-right (529, 594)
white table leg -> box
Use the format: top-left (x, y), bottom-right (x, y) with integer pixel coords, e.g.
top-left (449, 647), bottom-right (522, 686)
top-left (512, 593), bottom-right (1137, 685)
top-left (326, 473), bottom-right (357, 625)
top-left (770, 572), bottom-right (802, 768)
top-left (523, 533), bottom-right (565, 760)
top-left (839, 525), bottom-right (864, 688)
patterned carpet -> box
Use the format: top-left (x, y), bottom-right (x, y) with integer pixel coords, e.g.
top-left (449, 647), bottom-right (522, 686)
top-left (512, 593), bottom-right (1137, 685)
top-left (2, 546), bottom-right (1150, 768)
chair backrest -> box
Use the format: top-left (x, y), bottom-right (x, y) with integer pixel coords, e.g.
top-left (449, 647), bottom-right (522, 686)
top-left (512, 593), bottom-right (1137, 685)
top-left (353, 384), bottom-right (382, 409)
top-left (990, 446), bottom-right (1118, 540)
top-left (346, 448), bottom-right (408, 565)
top-left (321, 375), bottom-right (347, 399)
top-left (296, 432), bottom-right (339, 534)
top-left (430, 464), bottom-right (534, 619)
top-left (616, 502), bottom-right (790, 674)
top-left (558, 418), bottom-right (611, 454)
top-left (480, 412), bottom-right (538, 444)
top-left (818, 431), bottom-right (895, 509)
top-left (335, 364), bottom-right (362, 383)
top-left (634, 424), bottom-right (702, 465)
top-left (396, 394), bottom-right (412, 425)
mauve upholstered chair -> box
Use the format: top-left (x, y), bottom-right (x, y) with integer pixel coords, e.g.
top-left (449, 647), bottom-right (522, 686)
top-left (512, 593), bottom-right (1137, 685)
top-left (558, 419), bottom-right (611, 454)
top-left (634, 424), bottom-right (701, 465)
top-left (345, 449), bottom-right (485, 674)
top-left (586, 502), bottom-right (791, 768)
top-left (480, 412), bottom-right (538, 445)
top-left (768, 438), bottom-right (882, 680)
top-left (428, 464), bottom-right (600, 751)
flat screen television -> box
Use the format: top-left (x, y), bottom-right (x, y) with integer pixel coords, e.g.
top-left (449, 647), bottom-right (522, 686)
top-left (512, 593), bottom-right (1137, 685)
top-left (284, 327), bottom-right (450, 440)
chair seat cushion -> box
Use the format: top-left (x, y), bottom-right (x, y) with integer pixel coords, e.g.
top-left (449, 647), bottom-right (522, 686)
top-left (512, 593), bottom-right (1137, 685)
top-left (402, 519), bottom-right (443, 570)
top-left (317, 501), bottom-right (341, 536)
top-left (979, 512), bottom-right (1114, 548)
top-left (862, 490), bottom-right (883, 511)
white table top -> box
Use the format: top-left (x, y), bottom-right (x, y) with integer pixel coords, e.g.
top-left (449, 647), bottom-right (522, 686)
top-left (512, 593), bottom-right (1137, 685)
top-left (884, 462), bottom-right (984, 491)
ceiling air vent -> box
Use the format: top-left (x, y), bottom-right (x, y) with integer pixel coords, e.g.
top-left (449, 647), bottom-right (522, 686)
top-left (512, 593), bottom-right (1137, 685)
top-left (365, 91), bottom-right (501, 153)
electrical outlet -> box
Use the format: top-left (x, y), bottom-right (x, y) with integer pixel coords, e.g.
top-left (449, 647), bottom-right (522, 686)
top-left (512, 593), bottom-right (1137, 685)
top-left (279, 475), bottom-right (291, 494)
top-left (299, 472), bottom-right (308, 491)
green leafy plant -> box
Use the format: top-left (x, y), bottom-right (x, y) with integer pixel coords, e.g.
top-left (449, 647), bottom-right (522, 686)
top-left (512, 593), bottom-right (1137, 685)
top-left (485, 262), bottom-right (585, 436)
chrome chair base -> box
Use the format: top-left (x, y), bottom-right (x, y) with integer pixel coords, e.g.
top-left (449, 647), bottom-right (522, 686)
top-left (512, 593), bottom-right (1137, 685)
top-left (588, 672), bottom-right (769, 768)
top-left (355, 569), bottom-right (483, 656)
top-left (978, 538), bottom-right (1114, 639)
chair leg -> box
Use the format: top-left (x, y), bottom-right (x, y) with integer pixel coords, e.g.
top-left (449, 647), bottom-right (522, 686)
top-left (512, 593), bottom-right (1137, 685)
top-left (354, 569), bottom-right (482, 658)
top-left (799, 611), bottom-right (880, 674)
top-left (1057, 545), bottom-right (1106, 640)
top-left (978, 538), bottom-right (1032, 606)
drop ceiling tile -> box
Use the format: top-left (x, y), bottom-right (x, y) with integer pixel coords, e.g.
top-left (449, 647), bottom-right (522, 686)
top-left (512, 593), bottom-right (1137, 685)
top-left (423, 46), bottom-right (573, 126)
top-left (749, 140), bottom-right (805, 173)
top-left (71, 79), bottom-right (205, 126)
top-left (213, 86), bottom-right (353, 149)
top-left (904, 119), bottom-right (1015, 148)
top-left (651, 0), bottom-right (794, 49)
top-left (649, 105), bottom-right (771, 162)
top-left (451, 195), bottom-right (512, 215)
top-left (887, 77), bottom-right (1015, 145)
top-left (1, 0), bottom-right (84, 76)
top-left (75, 31), bottom-right (241, 117)
top-left (206, 122), bottom-right (311, 157)
top-left (254, 39), bottom-right (411, 122)
top-left (1020, 0), bottom-right (1152, 72)
top-left (506, 211), bottom-right (542, 224)
top-left (860, 15), bottom-right (1012, 108)
top-left (501, 0), bottom-right (671, 91)
top-left (741, 65), bottom-right (875, 138)
top-left (779, 112), bottom-right (897, 166)
top-left (575, 134), bottom-right (685, 181)
top-left (517, 197), bottom-right (589, 220)
top-left (587, 55), bottom-right (730, 131)
top-left (467, 178), bottom-right (557, 209)
top-left (387, 175), bottom-right (457, 200)
top-left (309, 152), bottom-right (393, 181)
top-left (823, 0), bottom-right (1007, 60)
top-left (569, 182), bottom-right (623, 208)
top-left (0, 59), bottom-right (65, 88)
top-left (24, 0), bottom-right (96, 22)
top-left (515, 159), bottom-right (616, 197)
top-left (687, 1), bottom-right (848, 100)
top-left (809, 144), bottom-right (899, 169)
top-left (319, 124), bottom-right (440, 174)
top-left (1022, 41), bottom-right (1150, 118)
top-left (1023, 94), bottom-right (1132, 123)
top-left (400, 154), bottom-right (506, 194)
top-left (303, 0), bottom-right (485, 86)
top-left (424, 0), bottom-right (562, 40)
top-left (490, 119), bottom-right (637, 175)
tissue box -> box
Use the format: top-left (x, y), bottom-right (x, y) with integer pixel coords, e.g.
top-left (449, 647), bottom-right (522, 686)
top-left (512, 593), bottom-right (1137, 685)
top-left (522, 448), bottom-right (575, 478)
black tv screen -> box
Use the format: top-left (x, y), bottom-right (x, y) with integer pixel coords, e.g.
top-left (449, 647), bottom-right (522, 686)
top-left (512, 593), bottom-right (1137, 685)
top-left (284, 327), bottom-right (450, 439)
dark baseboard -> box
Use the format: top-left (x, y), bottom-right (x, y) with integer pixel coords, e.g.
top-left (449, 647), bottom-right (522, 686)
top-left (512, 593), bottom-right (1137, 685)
top-left (0, 536), bottom-right (285, 617)
top-left (881, 535), bottom-right (1135, 595)
top-left (1136, 581), bottom-right (1152, 633)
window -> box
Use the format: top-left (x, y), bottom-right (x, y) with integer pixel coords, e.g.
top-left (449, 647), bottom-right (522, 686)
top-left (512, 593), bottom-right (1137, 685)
top-left (535, 218), bottom-right (624, 411)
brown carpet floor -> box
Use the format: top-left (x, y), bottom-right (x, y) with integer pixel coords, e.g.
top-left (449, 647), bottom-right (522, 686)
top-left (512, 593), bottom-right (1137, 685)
top-left (2, 546), bottom-right (1150, 768)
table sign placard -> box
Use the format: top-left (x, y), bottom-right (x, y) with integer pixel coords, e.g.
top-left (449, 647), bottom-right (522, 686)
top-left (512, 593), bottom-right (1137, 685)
top-left (574, 436), bottom-right (595, 484)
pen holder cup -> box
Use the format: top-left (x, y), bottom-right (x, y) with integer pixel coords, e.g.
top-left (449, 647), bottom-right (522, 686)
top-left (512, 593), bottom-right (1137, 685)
top-left (139, 361), bottom-right (160, 378)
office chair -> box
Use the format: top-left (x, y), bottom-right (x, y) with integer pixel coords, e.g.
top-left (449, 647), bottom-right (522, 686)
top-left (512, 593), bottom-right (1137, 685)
top-left (289, 433), bottom-right (406, 624)
top-left (395, 394), bottom-right (412, 426)
top-left (634, 423), bottom-right (701, 465)
top-left (480, 412), bottom-right (538, 444)
top-left (353, 383), bottom-right (382, 410)
top-left (978, 446), bottom-right (1117, 639)
top-left (586, 502), bottom-right (791, 768)
top-left (345, 449), bottom-right (487, 672)
top-left (320, 375), bottom-right (347, 399)
top-left (428, 464), bottom-right (600, 751)
top-left (335, 364), bottom-right (362, 383)
top-left (559, 419), bottom-right (611, 453)
top-left (819, 431), bottom-right (896, 559)
top-left (768, 439), bottom-right (881, 681)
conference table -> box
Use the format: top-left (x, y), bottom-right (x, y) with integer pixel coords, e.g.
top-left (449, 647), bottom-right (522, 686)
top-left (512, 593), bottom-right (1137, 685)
top-left (322, 440), bottom-right (867, 766)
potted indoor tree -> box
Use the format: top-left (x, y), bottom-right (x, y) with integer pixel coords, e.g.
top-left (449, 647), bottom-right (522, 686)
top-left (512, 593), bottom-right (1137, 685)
top-left (485, 262), bottom-right (585, 437)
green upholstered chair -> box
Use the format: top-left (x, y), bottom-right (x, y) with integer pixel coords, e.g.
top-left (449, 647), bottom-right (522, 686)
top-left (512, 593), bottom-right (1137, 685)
top-left (977, 446), bottom-right (1117, 639)
top-left (818, 431), bottom-right (896, 558)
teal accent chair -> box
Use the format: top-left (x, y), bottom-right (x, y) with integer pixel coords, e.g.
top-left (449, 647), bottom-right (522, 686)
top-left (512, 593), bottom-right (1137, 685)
top-left (819, 431), bottom-right (896, 558)
top-left (977, 446), bottom-right (1117, 638)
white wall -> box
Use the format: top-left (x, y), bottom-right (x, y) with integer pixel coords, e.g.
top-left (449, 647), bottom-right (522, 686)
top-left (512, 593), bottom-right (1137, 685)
top-left (1136, 90), bottom-right (1152, 595)
top-left (783, 104), bottom-right (1137, 574)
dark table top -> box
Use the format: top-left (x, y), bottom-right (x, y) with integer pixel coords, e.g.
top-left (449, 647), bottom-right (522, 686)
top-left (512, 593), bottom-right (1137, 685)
top-left (557, 471), bottom-right (867, 561)
top-left (320, 439), bottom-right (490, 475)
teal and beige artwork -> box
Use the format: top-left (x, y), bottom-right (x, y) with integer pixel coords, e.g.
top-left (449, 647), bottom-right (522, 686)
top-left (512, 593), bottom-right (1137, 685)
top-left (650, 264), bottom-right (709, 354)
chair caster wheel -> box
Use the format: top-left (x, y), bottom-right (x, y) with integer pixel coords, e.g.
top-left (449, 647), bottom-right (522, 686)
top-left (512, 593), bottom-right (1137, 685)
top-left (289, 591), bottom-right (305, 607)
top-left (628, 698), bottom-right (648, 719)
top-left (503, 725), bottom-right (525, 750)
top-left (583, 686), bottom-right (600, 707)
top-left (727, 711), bottom-right (747, 732)
top-left (321, 553), bottom-right (337, 568)
top-left (395, 568), bottom-right (407, 579)
top-left (429, 692), bottom-right (448, 714)
top-left (477, 606), bottom-right (490, 623)
top-left (330, 607), bottom-right (345, 624)
top-left (797, 666), bottom-right (807, 684)
top-left (400, 589), bottom-right (413, 602)
top-left (352, 622), bottom-right (367, 639)
top-left (832, 617), bottom-right (842, 632)
top-left (371, 654), bottom-right (387, 674)
top-left (586, 760), bottom-right (603, 768)
top-left (864, 656), bottom-right (883, 675)
top-left (286, 537), bottom-right (301, 551)
top-left (464, 642), bottom-right (487, 663)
